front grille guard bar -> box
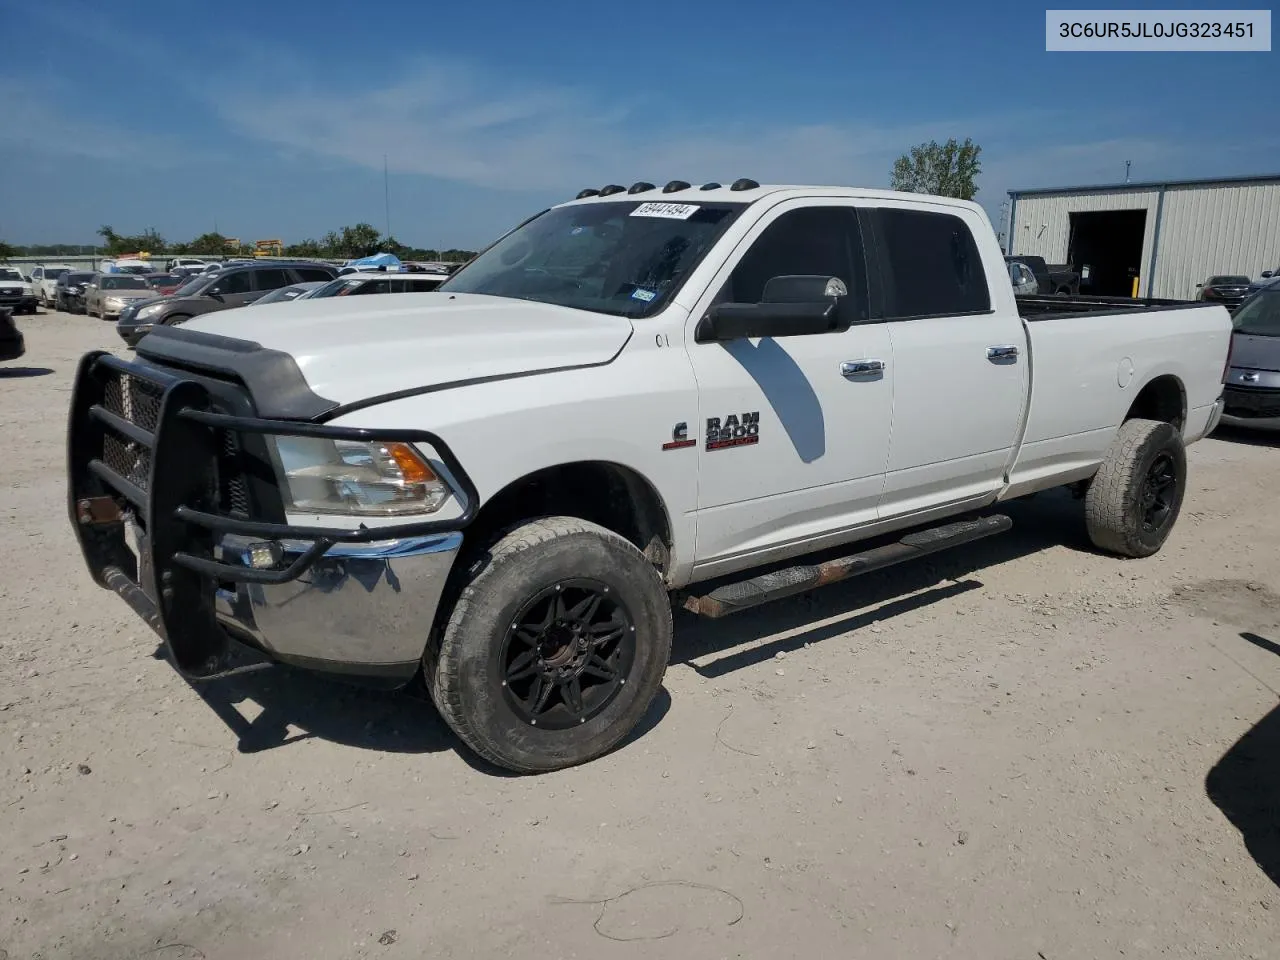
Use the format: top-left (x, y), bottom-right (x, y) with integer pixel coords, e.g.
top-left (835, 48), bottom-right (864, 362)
top-left (71, 350), bottom-right (479, 589)
top-left (69, 350), bottom-right (480, 680)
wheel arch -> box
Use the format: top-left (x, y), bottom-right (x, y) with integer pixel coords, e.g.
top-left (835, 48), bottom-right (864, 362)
top-left (463, 460), bottom-right (675, 577)
top-left (1124, 373), bottom-right (1186, 432)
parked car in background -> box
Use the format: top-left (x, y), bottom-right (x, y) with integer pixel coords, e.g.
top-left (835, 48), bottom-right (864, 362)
top-left (165, 257), bottom-right (208, 272)
top-left (0, 267), bottom-right (39, 315)
top-left (1008, 259), bottom-right (1038, 296)
top-left (115, 260), bottom-right (338, 345)
top-left (1245, 273), bottom-right (1280, 296)
top-left (307, 272), bottom-right (449, 299)
top-left (0, 308), bottom-right (23, 362)
top-left (1220, 284), bottom-right (1280, 430)
top-left (143, 273), bottom-right (183, 296)
top-left (85, 273), bottom-right (156, 320)
top-left (30, 264), bottom-right (72, 307)
top-left (1004, 254), bottom-right (1079, 296)
top-left (55, 271), bottom-right (97, 313)
top-left (1198, 275), bottom-right (1252, 309)
top-left (251, 281), bottom-right (328, 305)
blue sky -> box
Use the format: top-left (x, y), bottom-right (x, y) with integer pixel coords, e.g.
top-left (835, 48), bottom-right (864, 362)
top-left (2, 0), bottom-right (1275, 249)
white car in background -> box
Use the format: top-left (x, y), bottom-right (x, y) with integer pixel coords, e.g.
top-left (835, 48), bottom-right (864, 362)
top-left (166, 257), bottom-right (208, 272)
top-left (30, 264), bottom-right (73, 307)
top-left (306, 271), bottom-right (449, 298)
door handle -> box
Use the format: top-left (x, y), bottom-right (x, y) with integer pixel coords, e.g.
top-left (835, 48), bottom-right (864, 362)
top-left (841, 359), bottom-right (885, 379)
top-left (986, 345), bottom-right (1019, 362)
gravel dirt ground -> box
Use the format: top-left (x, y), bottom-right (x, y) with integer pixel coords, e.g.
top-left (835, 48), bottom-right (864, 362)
top-left (3, 312), bottom-right (1280, 960)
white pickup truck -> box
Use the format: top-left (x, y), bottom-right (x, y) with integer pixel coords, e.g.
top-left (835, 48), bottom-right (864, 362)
top-left (67, 180), bottom-right (1231, 773)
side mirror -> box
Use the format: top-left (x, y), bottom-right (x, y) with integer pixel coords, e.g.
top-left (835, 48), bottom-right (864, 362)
top-left (207, 288), bottom-right (225, 302)
top-left (695, 276), bottom-right (851, 343)
top-left (1263, 271), bottom-right (1274, 279)
top-left (1195, 283), bottom-right (1203, 288)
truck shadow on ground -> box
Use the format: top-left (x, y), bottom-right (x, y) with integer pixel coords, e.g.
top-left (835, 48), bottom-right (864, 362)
top-left (166, 488), bottom-right (1091, 772)
top-left (673, 488), bottom-right (1094, 676)
top-left (1205, 631), bottom-right (1280, 889)
top-left (0, 366), bottom-right (54, 378)
top-left (166, 645), bottom-right (671, 776)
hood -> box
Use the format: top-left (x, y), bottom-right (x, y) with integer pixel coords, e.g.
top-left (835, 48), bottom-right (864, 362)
top-left (100, 289), bottom-right (156, 300)
top-left (1230, 332), bottom-right (1280, 372)
top-left (180, 292), bottom-right (635, 407)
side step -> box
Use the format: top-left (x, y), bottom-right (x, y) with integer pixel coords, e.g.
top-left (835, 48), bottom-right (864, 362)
top-left (680, 514), bottom-right (1012, 619)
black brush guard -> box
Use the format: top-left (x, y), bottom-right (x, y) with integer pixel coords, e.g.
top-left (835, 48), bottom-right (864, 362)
top-left (67, 350), bottom-right (478, 680)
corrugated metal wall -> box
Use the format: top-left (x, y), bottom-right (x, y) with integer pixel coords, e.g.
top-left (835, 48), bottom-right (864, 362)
top-left (1151, 182), bottom-right (1280, 300)
top-left (1009, 189), bottom-right (1160, 288)
top-left (1009, 179), bottom-right (1280, 300)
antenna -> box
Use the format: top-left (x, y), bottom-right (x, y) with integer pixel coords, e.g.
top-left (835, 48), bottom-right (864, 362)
top-left (384, 155), bottom-right (391, 240)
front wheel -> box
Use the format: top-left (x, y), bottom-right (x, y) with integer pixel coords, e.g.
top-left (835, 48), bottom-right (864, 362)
top-left (165, 314), bottom-right (190, 327)
top-left (1085, 418), bottom-right (1187, 558)
top-left (427, 517), bottom-right (672, 773)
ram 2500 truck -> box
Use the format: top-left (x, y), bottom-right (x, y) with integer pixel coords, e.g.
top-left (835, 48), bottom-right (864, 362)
top-left (67, 180), bottom-right (1232, 773)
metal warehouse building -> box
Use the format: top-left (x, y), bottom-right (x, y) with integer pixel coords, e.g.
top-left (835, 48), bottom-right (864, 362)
top-left (1006, 173), bottom-right (1280, 301)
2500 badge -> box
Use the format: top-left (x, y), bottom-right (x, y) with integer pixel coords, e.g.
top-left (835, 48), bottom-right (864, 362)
top-left (706, 412), bottom-right (759, 451)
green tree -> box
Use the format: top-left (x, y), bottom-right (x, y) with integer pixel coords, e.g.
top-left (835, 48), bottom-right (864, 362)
top-left (890, 137), bottom-right (982, 201)
top-left (328, 223), bottom-right (383, 259)
top-left (284, 238), bottom-right (326, 258)
top-left (97, 224), bottom-right (167, 255)
top-left (0, 241), bottom-right (15, 261)
top-left (184, 232), bottom-right (233, 256)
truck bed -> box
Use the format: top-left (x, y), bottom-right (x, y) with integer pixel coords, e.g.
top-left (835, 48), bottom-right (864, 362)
top-left (1016, 294), bottom-right (1202, 319)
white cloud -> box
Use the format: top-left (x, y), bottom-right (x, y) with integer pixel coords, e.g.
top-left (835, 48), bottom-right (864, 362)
top-left (215, 61), bottom-right (1019, 194)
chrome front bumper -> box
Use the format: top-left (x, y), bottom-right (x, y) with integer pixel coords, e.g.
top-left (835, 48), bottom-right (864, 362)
top-left (213, 531), bottom-right (464, 679)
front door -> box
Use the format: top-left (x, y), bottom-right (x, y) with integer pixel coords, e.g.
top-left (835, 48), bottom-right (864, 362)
top-left (207, 270), bottom-right (256, 309)
top-left (685, 201), bottom-right (894, 577)
top-left (871, 204), bottom-right (1028, 518)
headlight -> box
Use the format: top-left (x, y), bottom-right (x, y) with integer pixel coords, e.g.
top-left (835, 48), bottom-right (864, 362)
top-left (105, 296), bottom-right (124, 306)
top-left (269, 436), bottom-right (451, 516)
top-left (136, 302), bottom-right (165, 319)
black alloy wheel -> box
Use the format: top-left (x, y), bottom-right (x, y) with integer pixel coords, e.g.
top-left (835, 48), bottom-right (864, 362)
top-left (498, 578), bottom-right (635, 730)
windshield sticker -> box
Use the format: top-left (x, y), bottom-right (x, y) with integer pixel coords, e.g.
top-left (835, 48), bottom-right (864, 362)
top-left (630, 287), bottom-right (657, 302)
top-left (630, 202), bottom-right (700, 220)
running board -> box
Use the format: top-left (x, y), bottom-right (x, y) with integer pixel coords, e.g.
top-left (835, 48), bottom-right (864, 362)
top-left (679, 514), bottom-right (1012, 619)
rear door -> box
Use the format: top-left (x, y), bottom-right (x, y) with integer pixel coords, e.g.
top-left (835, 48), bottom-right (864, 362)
top-left (249, 267), bottom-right (292, 303)
top-left (870, 203), bottom-right (1028, 518)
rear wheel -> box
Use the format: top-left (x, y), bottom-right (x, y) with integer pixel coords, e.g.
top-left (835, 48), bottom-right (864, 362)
top-left (426, 517), bottom-right (672, 773)
top-left (1085, 418), bottom-right (1187, 558)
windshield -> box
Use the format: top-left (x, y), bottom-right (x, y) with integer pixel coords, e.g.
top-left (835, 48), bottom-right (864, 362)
top-left (308, 277), bottom-right (365, 298)
top-left (0, 269), bottom-right (21, 280)
top-left (1210, 276), bottom-right (1249, 285)
top-left (66, 272), bottom-right (94, 284)
top-left (1232, 291), bottom-right (1280, 337)
top-left (439, 200), bottom-right (746, 317)
top-left (146, 274), bottom-right (178, 285)
top-left (173, 276), bottom-right (212, 296)
top-left (101, 276), bottom-right (150, 290)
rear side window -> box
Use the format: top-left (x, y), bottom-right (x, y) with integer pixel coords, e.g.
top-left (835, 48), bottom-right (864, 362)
top-left (877, 208), bottom-right (990, 318)
top-left (253, 268), bottom-right (291, 291)
top-left (295, 268), bottom-right (334, 283)
top-left (353, 279), bottom-right (391, 295)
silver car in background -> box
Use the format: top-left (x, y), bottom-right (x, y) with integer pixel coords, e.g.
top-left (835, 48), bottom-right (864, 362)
top-left (84, 273), bottom-right (156, 320)
top-left (1220, 285), bottom-right (1280, 430)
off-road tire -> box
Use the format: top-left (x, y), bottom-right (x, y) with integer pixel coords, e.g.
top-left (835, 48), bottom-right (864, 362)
top-left (1085, 417), bottom-right (1187, 558)
top-left (426, 517), bottom-right (672, 774)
